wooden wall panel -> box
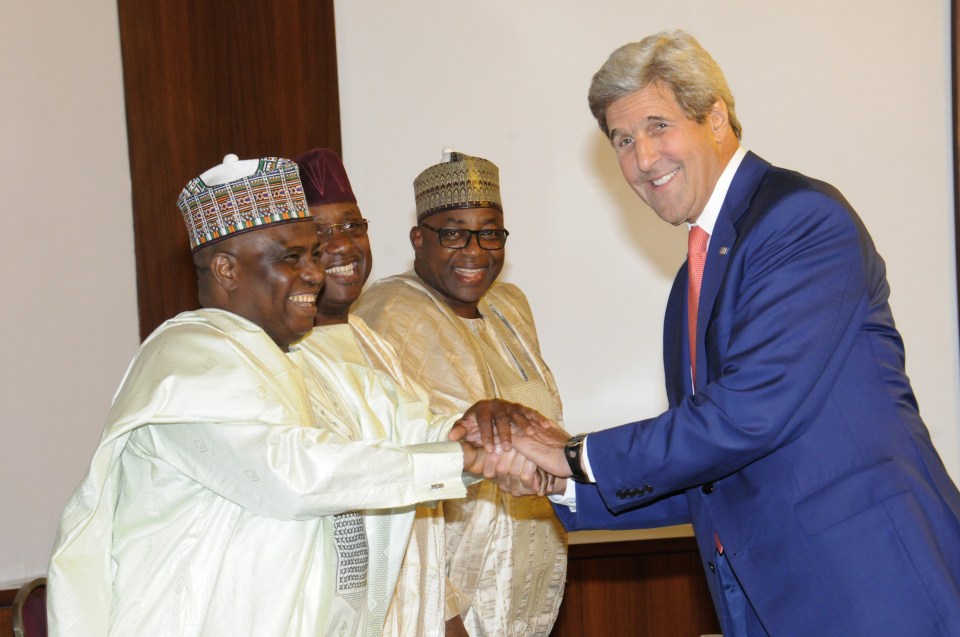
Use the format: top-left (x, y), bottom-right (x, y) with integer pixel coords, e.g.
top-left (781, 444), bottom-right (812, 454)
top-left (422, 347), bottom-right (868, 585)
top-left (551, 538), bottom-right (721, 637)
top-left (0, 588), bottom-right (12, 637)
top-left (117, 0), bottom-right (342, 339)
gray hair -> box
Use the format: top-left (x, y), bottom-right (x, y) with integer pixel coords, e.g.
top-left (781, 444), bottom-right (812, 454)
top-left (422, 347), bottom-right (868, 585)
top-left (588, 30), bottom-right (742, 140)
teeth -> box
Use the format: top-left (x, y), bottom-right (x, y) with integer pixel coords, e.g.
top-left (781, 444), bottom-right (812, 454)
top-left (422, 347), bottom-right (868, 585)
top-left (326, 263), bottom-right (356, 275)
top-left (652, 169), bottom-right (679, 186)
top-left (454, 267), bottom-right (484, 274)
top-left (289, 294), bottom-right (316, 304)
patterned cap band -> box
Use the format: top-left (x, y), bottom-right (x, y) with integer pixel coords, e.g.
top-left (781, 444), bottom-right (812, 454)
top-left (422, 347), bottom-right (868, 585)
top-left (177, 155), bottom-right (310, 251)
top-left (414, 149), bottom-right (502, 221)
top-left (294, 148), bottom-right (357, 207)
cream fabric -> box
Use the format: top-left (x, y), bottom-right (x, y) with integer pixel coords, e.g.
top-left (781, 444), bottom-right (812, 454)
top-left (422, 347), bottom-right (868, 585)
top-left (354, 273), bottom-right (568, 637)
top-left (48, 309), bottom-right (466, 637)
top-left (304, 316), bottom-right (448, 637)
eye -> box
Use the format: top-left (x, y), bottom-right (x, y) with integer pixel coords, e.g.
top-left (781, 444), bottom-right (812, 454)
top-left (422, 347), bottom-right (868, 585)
top-left (616, 136), bottom-right (633, 148)
top-left (477, 230), bottom-right (499, 239)
top-left (440, 229), bottom-right (467, 242)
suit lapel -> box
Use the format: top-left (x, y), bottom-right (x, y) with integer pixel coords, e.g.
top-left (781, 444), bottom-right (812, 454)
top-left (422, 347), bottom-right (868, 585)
top-left (695, 152), bottom-right (770, 390)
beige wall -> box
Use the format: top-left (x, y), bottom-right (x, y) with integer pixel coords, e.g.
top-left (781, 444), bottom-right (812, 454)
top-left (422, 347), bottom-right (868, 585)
top-left (1, 0), bottom-right (138, 586)
top-left (334, 0), bottom-right (959, 503)
top-left (1, 0), bottom-right (957, 585)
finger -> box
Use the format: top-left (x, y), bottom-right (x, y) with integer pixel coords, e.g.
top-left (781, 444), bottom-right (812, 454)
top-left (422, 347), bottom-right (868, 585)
top-left (477, 405), bottom-right (498, 453)
top-left (481, 447), bottom-right (504, 479)
top-left (494, 411), bottom-right (514, 452)
top-left (519, 458), bottom-right (538, 487)
top-left (448, 422), bottom-right (465, 442)
top-left (537, 470), bottom-right (549, 497)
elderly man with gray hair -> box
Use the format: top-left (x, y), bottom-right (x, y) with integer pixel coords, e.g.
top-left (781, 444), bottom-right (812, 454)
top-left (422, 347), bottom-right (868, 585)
top-left (503, 30), bottom-right (960, 637)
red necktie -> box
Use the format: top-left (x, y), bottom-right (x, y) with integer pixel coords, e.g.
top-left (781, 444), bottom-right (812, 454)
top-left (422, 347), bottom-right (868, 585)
top-left (689, 226), bottom-right (723, 553)
top-left (687, 226), bottom-right (709, 384)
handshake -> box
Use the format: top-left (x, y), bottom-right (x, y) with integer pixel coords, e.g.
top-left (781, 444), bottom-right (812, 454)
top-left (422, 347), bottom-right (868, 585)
top-left (450, 398), bottom-right (578, 497)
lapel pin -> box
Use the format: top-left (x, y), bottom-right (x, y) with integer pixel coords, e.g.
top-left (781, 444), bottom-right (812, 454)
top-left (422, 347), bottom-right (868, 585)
top-left (718, 247), bottom-right (729, 255)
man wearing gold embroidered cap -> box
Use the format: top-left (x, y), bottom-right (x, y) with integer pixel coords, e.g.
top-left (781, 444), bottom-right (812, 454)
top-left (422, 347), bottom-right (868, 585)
top-left (46, 154), bottom-right (547, 637)
top-left (354, 149), bottom-right (568, 637)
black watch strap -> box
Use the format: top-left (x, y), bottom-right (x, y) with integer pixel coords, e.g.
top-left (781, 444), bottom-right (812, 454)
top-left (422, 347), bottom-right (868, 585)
top-left (564, 434), bottom-right (589, 483)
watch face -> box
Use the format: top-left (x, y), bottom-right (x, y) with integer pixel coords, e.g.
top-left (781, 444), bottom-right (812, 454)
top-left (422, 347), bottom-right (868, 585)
top-left (565, 435), bottom-right (587, 482)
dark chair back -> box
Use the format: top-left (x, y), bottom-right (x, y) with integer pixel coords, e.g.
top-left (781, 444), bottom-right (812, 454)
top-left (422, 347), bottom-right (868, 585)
top-left (12, 577), bottom-right (47, 637)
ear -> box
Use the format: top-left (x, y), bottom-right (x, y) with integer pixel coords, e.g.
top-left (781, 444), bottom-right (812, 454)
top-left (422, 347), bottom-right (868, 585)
top-left (209, 251), bottom-right (240, 292)
top-left (708, 98), bottom-right (730, 142)
top-left (409, 226), bottom-right (424, 251)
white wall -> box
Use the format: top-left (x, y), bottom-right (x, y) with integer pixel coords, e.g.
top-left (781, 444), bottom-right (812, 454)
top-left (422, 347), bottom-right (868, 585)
top-left (0, 0), bottom-right (138, 586)
top-left (1, 0), bottom-right (957, 585)
top-left (334, 0), bottom-right (960, 478)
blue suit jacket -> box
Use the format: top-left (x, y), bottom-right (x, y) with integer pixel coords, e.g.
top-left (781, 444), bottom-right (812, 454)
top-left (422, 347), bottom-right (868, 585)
top-left (557, 153), bottom-right (960, 635)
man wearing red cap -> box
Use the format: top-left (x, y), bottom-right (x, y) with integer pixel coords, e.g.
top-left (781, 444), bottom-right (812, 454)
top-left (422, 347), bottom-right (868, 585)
top-left (295, 147), bottom-right (453, 635)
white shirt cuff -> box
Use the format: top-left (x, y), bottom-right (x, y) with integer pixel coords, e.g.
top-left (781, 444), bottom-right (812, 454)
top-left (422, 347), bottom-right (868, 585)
top-left (546, 434), bottom-right (595, 511)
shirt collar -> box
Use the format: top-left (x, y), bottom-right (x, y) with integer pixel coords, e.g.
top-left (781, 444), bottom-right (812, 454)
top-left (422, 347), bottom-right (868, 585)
top-left (688, 146), bottom-right (747, 237)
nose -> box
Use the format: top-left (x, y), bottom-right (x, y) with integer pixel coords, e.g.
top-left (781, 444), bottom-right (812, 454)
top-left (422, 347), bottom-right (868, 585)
top-left (303, 255), bottom-right (325, 288)
top-left (461, 231), bottom-right (484, 255)
top-left (633, 135), bottom-right (659, 173)
top-left (322, 233), bottom-right (353, 255)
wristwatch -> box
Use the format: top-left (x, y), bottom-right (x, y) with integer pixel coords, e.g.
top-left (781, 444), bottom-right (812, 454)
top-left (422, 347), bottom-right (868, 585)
top-left (564, 434), bottom-right (590, 483)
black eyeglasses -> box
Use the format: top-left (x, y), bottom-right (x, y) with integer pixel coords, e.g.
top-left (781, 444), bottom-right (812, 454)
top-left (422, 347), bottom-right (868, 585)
top-left (316, 219), bottom-right (369, 242)
top-left (419, 223), bottom-right (509, 250)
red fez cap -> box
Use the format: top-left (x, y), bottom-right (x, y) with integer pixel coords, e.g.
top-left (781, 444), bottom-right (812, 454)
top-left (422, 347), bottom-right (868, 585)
top-left (293, 148), bottom-right (357, 206)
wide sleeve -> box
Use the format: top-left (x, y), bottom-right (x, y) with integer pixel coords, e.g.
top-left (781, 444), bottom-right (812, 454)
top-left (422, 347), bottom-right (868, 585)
top-left (129, 420), bottom-right (466, 519)
top-left (111, 316), bottom-right (468, 520)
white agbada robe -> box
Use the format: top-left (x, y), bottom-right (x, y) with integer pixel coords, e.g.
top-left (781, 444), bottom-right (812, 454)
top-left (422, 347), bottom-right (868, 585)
top-left (48, 309), bottom-right (467, 637)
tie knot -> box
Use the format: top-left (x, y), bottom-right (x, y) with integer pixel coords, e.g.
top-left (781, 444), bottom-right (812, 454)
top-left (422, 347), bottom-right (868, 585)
top-left (688, 225), bottom-right (709, 255)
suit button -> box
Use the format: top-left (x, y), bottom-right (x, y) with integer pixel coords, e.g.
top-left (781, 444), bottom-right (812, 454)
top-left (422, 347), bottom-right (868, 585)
top-left (616, 490), bottom-right (626, 499)
top-left (708, 562), bottom-right (716, 573)
top-left (701, 482), bottom-right (714, 494)
top-left (644, 484), bottom-right (654, 494)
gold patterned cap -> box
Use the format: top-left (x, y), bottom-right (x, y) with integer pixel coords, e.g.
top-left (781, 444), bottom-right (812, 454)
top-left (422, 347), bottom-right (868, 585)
top-left (414, 148), bottom-right (502, 221)
top-left (177, 154), bottom-right (310, 251)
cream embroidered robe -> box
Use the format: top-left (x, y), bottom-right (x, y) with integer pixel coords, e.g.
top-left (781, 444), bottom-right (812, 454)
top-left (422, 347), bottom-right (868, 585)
top-left (354, 273), bottom-right (568, 637)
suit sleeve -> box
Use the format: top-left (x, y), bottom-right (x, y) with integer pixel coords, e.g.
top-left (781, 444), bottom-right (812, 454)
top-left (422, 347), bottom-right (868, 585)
top-left (589, 189), bottom-right (873, 512)
top-left (554, 482), bottom-right (691, 530)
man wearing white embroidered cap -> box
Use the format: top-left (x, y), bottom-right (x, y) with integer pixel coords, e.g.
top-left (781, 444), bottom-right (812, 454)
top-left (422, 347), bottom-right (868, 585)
top-left (46, 154), bottom-right (546, 637)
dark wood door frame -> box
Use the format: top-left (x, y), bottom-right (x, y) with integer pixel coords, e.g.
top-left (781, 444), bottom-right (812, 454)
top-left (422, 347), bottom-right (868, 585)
top-left (117, 0), bottom-right (342, 339)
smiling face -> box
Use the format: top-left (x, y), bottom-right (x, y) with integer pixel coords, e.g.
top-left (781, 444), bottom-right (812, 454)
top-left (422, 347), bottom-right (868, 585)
top-left (606, 81), bottom-right (736, 226)
top-left (412, 207), bottom-right (505, 319)
top-left (215, 220), bottom-right (324, 348)
top-left (310, 202), bottom-right (372, 325)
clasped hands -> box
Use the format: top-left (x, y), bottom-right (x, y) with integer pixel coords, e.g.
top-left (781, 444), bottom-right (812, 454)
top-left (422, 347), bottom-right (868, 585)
top-left (452, 399), bottom-right (575, 497)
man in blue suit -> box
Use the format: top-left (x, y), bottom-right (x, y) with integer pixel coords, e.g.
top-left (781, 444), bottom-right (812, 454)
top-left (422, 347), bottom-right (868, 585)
top-left (498, 30), bottom-right (960, 636)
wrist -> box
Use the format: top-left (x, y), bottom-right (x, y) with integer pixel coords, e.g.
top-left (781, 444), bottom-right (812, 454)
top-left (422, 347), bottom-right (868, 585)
top-left (564, 434), bottom-right (589, 483)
